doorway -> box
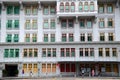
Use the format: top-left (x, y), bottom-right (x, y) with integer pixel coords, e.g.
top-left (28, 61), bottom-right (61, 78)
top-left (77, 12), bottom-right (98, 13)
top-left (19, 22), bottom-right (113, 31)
top-left (5, 64), bottom-right (18, 77)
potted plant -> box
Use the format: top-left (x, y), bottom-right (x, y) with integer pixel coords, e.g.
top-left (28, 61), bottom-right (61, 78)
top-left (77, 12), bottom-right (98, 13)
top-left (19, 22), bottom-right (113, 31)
top-left (2, 69), bottom-right (7, 77)
top-left (14, 69), bottom-right (19, 77)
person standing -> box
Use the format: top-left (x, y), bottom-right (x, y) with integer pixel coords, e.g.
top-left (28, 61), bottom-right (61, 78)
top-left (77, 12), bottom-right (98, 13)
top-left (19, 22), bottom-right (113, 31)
top-left (92, 69), bottom-right (95, 77)
top-left (81, 68), bottom-right (84, 77)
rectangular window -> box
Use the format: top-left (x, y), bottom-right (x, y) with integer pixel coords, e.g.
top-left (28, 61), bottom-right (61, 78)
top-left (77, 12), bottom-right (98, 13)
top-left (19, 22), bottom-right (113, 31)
top-left (79, 48), bottom-right (83, 57)
top-left (108, 33), bottom-right (114, 41)
top-left (14, 20), bottom-right (19, 29)
top-left (32, 34), bottom-right (37, 42)
top-left (10, 49), bottom-right (14, 57)
top-left (79, 19), bottom-right (85, 28)
top-left (6, 34), bottom-right (12, 42)
top-left (33, 64), bottom-right (38, 73)
top-left (7, 20), bottom-right (12, 29)
top-left (71, 5), bottom-right (75, 12)
top-left (23, 49), bottom-right (27, 57)
top-left (32, 6), bottom-right (38, 15)
top-left (34, 48), bottom-right (38, 57)
top-left (43, 20), bottom-right (49, 29)
top-left (52, 64), bottom-right (56, 73)
top-left (50, 6), bottom-right (55, 14)
top-left (28, 64), bottom-right (32, 71)
top-left (84, 4), bottom-right (88, 11)
top-left (108, 18), bottom-right (113, 28)
top-left (61, 20), bottom-right (67, 28)
top-left (62, 34), bottom-right (66, 42)
top-left (71, 48), bottom-right (75, 57)
top-left (88, 33), bottom-right (92, 41)
top-left (112, 48), bottom-right (117, 57)
top-left (47, 64), bottom-right (51, 73)
top-left (25, 20), bottom-right (31, 29)
top-left (90, 4), bottom-right (94, 11)
top-left (68, 19), bottom-right (74, 28)
top-left (47, 48), bottom-right (51, 57)
top-left (60, 5), bottom-right (64, 12)
top-left (51, 34), bottom-right (55, 42)
top-left (100, 33), bottom-right (105, 41)
top-left (65, 5), bottom-right (69, 12)
top-left (14, 6), bottom-right (20, 15)
top-left (79, 4), bottom-right (83, 12)
top-left (25, 7), bottom-right (31, 15)
top-left (50, 19), bottom-right (55, 29)
top-left (90, 48), bottom-right (94, 56)
top-left (44, 34), bottom-right (48, 42)
top-left (99, 48), bottom-right (103, 57)
top-left (80, 33), bottom-right (85, 42)
top-left (87, 20), bottom-right (92, 28)
top-left (42, 64), bottom-right (46, 73)
top-left (42, 48), bottom-right (46, 57)
top-left (53, 48), bottom-right (56, 57)
top-left (4, 49), bottom-right (9, 58)
top-left (7, 6), bottom-right (13, 15)
top-left (69, 33), bottom-right (73, 42)
top-left (99, 19), bottom-right (104, 28)
top-left (29, 49), bottom-right (32, 57)
top-left (23, 64), bottom-right (27, 73)
top-left (32, 20), bottom-right (37, 29)
top-left (44, 6), bottom-right (49, 15)
top-left (99, 4), bottom-right (104, 13)
top-left (25, 34), bottom-right (30, 42)
top-left (105, 48), bottom-right (110, 57)
top-left (107, 4), bottom-right (113, 13)
top-left (14, 34), bottom-right (19, 42)
top-left (85, 48), bottom-right (89, 57)
top-left (61, 48), bottom-right (65, 57)
top-left (15, 49), bottom-right (19, 57)
top-left (66, 48), bottom-right (70, 57)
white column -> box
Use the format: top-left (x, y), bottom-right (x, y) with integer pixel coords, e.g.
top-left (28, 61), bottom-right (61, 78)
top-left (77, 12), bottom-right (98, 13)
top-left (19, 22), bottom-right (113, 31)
top-left (115, 3), bottom-right (120, 41)
top-left (74, 17), bottom-right (79, 42)
top-left (56, 17), bottom-right (61, 42)
top-left (1, 3), bottom-right (6, 42)
top-left (93, 18), bottom-right (99, 41)
top-left (94, 47), bottom-right (98, 61)
top-left (38, 3), bottom-right (43, 42)
top-left (19, 3), bottom-right (25, 42)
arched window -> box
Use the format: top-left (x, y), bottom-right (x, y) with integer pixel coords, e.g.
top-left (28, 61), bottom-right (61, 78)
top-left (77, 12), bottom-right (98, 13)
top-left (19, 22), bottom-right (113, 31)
top-left (65, 2), bottom-right (69, 12)
top-left (71, 2), bottom-right (75, 12)
top-left (60, 2), bottom-right (64, 12)
top-left (84, 2), bottom-right (88, 11)
top-left (79, 2), bottom-right (83, 12)
top-left (90, 2), bottom-right (94, 11)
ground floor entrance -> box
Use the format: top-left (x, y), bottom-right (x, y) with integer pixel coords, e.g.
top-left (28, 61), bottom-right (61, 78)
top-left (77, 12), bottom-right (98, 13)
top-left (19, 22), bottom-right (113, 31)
top-left (59, 62), bottom-right (119, 77)
top-left (3, 64), bottom-right (18, 77)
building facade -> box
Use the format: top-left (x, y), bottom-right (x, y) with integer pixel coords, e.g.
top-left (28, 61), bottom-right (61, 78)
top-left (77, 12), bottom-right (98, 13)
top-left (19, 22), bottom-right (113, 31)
top-left (0, 0), bottom-right (120, 77)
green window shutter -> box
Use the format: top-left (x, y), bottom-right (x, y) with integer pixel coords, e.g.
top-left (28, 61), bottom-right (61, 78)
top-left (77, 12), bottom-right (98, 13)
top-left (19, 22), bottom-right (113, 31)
top-left (51, 37), bottom-right (55, 42)
top-left (53, 50), bottom-right (56, 57)
top-left (7, 6), bottom-right (13, 14)
top-left (43, 22), bottom-right (49, 29)
top-left (69, 37), bottom-right (73, 42)
top-left (79, 6), bottom-right (82, 11)
top-left (32, 37), bottom-right (37, 42)
top-left (71, 51), bottom-right (75, 57)
top-left (51, 22), bottom-right (55, 29)
top-left (14, 6), bottom-right (20, 15)
top-left (44, 37), bottom-right (48, 42)
top-left (14, 34), bottom-right (19, 42)
top-left (15, 49), bottom-right (19, 57)
top-left (62, 37), bottom-right (66, 42)
top-left (4, 49), bottom-right (9, 58)
top-left (90, 5), bottom-right (94, 11)
top-left (34, 52), bottom-right (38, 57)
top-left (29, 52), bottom-right (32, 57)
top-left (47, 51), bottom-right (51, 57)
top-left (10, 49), bottom-right (14, 57)
top-left (7, 20), bottom-right (12, 29)
top-left (6, 34), bottom-right (12, 42)
top-left (66, 52), bottom-right (70, 57)
top-left (84, 5), bottom-right (88, 11)
top-left (26, 37), bottom-right (30, 42)
top-left (14, 20), bottom-right (19, 29)
top-left (44, 8), bottom-right (48, 15)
